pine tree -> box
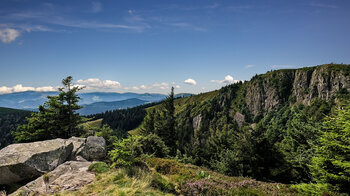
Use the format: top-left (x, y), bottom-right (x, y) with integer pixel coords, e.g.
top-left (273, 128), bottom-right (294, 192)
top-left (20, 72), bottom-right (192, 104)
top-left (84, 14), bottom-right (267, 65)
top-left (158, 87), bottom-right (177, 155)
top-left (310, 103), bottom-right (350, 193)
top-left (14, 76), bottom-right (84, 142)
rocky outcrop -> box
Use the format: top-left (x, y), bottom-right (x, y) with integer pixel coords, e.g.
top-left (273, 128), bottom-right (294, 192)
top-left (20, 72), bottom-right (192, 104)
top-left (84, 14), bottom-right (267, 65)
top-left (83, 136), bottom-right (106, 161)
top-left (245, 64), bottom-right (350, 116)
top-left (11, 161), bottom-right (95, 196)
top-left (293, 65), bottom-right (350, 104)
top-left (245, 70), bottom-right (295, 116)
top-left (234, 112), bottom-right (245, 128)
top-left (0, 139), bottom-right (73, 185)
top-left (192, 114), bottom-right (202, 130)
top-left (0, 136), bottom-right (106, 185)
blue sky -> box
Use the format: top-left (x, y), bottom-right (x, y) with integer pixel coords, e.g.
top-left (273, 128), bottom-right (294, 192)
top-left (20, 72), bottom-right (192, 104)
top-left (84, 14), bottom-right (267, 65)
top-left (0, 0), bottom-right (349, 94)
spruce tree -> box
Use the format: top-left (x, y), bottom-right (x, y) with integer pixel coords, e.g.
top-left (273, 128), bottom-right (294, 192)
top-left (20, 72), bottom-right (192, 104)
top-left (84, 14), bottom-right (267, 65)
top-left (310, 103), bottom-right (350, 193)
top-left (159, 87), bottom-right (177, 155)
top-left (14, 76), bottom-right (84, 142)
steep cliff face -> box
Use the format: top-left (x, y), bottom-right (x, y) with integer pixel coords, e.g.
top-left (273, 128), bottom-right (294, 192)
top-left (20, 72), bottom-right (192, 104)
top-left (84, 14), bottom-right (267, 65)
top-left (245, 70), bottom-right (295, 116)
top-left (293, 65), bottom-right (350, 104)
top-left (245, 64), bottom-right (350, 116)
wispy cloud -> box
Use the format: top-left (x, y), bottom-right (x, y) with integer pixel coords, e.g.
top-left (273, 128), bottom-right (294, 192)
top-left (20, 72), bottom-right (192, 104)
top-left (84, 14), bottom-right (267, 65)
top-left (0, 28), bottom-right (20, 43)
top-left (245, 64), bottom-right (255, 68)
top-left (271, 65), bottom-right (297, 69)
top-left (310, 3), bottom-right (338, 9)
top-left (211, 75), bottom-right (240, 84)
top-left (168, 22), bottom-right (206, 32)
top-left (91, 2), bottom-right (103, 13)
top-left (227, 5), bottom-right (253, 12)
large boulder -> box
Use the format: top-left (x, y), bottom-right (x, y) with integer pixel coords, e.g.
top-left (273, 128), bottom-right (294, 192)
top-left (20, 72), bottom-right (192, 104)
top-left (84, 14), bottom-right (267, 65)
top-left (83, 136), bottom-right (107, 161)
top-left (11, 161), bottom-right (95, 195)
top-left (0, 139), bottom-right (73, 185)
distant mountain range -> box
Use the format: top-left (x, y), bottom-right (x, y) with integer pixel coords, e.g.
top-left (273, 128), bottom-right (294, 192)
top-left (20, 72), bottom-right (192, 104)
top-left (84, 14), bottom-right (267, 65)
top-left (0, 91), bottom-right (167, 110)
top-left (0, 91), bottom-right (193, 115)
top-left (79, 98), bottom-right (149, 115)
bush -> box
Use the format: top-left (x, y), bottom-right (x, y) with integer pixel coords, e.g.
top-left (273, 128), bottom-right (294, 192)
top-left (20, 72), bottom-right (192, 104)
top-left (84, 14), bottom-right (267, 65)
top-left (140, 133), bottom-right (169, 157)
top-left (88, 162), bottom-right (110, 174)
top-left (109, 135), bottom-right (143, 167)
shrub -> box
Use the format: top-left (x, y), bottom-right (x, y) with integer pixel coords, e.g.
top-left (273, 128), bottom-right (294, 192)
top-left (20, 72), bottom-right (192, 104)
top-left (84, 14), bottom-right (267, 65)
top-left (109, 135), bottom-right (143, 167)
top-left (140, 133), bottom-right (169, 157)
top-left (88, 162), bottom-right (110, 174)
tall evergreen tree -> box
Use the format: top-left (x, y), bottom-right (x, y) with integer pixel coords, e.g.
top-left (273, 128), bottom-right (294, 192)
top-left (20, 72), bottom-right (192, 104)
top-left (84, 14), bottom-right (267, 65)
top-left (310, 103), bottom-right (350, 193)
top-left (14, 76), bottom-right (84, 142)
top-left (159, 87), bottom-right (177, 155)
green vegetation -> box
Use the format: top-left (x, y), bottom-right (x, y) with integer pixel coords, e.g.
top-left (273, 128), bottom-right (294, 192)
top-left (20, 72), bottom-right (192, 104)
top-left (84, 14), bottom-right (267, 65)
top-left (4, 64), bottom-right (350, 195)
top-left (311, 104), bottom-right (350, 193)
top-left (57, 158), bottom-right (299, 196)
top-left (0, 107), bottom-right (31, 149)
top-left (13, 76), bottom-right (84, 142)
top-left (88, 162), bottom-right (110, 174)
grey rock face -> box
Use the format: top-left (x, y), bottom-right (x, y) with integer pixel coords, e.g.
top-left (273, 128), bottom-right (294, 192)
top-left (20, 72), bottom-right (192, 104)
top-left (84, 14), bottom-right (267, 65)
top-left (11, 161), bottom-right (95, 196)
top-left (234, 112), bottom-right (245, 128)
top-left (0, 139), bottom-right (73, 185)
top-left (245, 65), bottom-right (350, 116)
top-left (0, 136), bottom-right (106, 185)
top-left (84, 136), bottom-right (106, 161)
top-left (192, 114), bottom-right (202, 130)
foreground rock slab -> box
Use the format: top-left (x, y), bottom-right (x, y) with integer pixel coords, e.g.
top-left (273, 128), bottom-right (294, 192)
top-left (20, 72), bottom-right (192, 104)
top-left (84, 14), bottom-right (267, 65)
top-left (11, 161), bottom-right (95, 196)
top-left (0, 139), bottom-right (73, 185)
top-left (0, 136), bottom-right (106, 185)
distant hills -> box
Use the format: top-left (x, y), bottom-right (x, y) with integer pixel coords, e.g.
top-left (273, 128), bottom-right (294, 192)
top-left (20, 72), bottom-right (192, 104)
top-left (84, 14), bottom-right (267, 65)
top-left (0, 91), bottom-right (193, 115)
top-left (0, 91), bottom-right (168, 110)
top-left (79, 98), bottom-right (149, 115)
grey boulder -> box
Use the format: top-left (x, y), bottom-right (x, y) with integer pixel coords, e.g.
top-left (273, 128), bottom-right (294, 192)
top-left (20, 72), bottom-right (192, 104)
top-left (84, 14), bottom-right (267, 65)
top-left (11, 161), bottom-right (95, 195)
top-left (0, 139), bottom-right (73, 185)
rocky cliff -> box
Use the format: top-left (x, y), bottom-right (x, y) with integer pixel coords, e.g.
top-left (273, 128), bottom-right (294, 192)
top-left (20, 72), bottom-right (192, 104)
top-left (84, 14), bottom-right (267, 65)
top-left (245, 64), bottom-right (350, 116)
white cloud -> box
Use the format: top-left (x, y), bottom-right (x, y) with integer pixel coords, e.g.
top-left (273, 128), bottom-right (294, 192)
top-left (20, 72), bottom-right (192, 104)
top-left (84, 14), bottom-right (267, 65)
top-left (0, 86), bottom-right (12, 94)
top-left (175, 85), bottom-right (180, 89)
top-left (211, 75), bottom-right (239, 84)
top-left (76, 78), bottom-right (121, 90)
top-left (271, 65), bottom-right (296, 69)
top-left (91, 2), bottom-right (102, 13)
top-left (0, 84), bottom-right (57, 94)
top-left (0, 28), bottom-right (21, 43)
top-left (245, 64), bottom-right (255, 68)
top-left (184, 78), bottom-right (197, 85)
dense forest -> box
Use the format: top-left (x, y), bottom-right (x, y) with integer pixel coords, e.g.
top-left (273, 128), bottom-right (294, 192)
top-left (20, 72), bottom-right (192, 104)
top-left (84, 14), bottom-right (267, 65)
top-left (0, 107), bottom-right (31, 149)
top-left (89, 101), bottom-right (160, 131)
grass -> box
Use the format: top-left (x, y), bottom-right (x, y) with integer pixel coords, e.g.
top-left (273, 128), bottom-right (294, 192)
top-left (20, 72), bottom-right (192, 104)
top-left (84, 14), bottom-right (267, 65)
top-left (50, 158), bottom-right (301, 196)
top-left (56, 166), bottom-right (173, 196)
top-left (80, 118), bottom-right (102, 130)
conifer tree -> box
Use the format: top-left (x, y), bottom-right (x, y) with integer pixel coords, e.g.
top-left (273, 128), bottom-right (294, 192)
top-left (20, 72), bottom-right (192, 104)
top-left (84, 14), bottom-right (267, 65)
top-left (14, 76), bottom-right (84, 142)
top-left (311, 103), bottom-right (350, 193)
top-left (160, 87), bottom-right (177, 155)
